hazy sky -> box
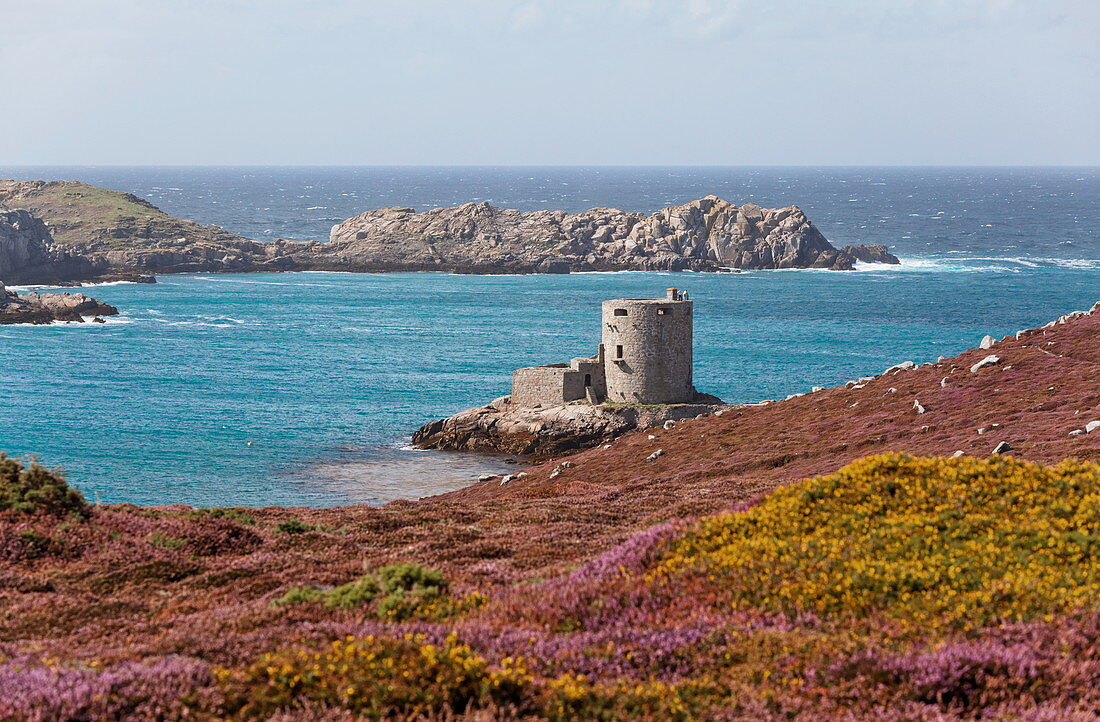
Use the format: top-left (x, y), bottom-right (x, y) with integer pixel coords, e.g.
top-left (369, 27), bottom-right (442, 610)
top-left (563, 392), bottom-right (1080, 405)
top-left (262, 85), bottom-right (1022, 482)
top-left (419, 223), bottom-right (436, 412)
top-left (2, 0), bottom-right (1097, 165)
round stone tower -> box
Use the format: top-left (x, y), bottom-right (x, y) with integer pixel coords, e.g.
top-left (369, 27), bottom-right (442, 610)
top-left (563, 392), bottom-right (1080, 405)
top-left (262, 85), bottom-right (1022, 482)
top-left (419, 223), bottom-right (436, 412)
top-left (601, 288), bottom-right (693, 404)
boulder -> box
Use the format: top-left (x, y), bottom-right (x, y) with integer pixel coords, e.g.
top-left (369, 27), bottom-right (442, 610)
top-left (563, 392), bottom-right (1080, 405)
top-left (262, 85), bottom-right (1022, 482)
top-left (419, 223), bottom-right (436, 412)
top-left (838, 244), bottom-right (901, 265)
top-left (970, 355), bottom-right (1001, 373)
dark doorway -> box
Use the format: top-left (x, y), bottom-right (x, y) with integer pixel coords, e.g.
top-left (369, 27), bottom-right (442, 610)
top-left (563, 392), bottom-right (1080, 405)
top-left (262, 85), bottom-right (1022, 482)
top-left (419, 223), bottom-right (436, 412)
top-left (584, 373), bottom-right (592, 387)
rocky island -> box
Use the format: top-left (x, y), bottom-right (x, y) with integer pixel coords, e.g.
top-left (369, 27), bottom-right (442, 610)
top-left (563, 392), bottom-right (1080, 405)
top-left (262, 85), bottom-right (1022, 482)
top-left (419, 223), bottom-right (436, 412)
top-left (0, 281), bottom-right (118, 324)
top-left (0, 180), bottom-right (898, 283)
top-left (328, 194), bottom-right (899, 272)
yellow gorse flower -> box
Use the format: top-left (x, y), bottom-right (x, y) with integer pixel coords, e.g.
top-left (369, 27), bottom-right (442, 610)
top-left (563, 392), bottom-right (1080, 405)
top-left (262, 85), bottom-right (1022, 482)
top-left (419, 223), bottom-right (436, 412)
top-left (650, 453), bottom-right (1100, 633)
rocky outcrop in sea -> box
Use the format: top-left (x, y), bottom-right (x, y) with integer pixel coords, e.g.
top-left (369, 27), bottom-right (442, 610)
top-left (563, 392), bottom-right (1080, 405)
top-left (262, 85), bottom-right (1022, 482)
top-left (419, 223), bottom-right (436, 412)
top-left (0, 282), bottom-right (119, 324)
top-left (412, 395), bottom-right (727, 461)
top-left (329, 195), bottom-right (900, 272)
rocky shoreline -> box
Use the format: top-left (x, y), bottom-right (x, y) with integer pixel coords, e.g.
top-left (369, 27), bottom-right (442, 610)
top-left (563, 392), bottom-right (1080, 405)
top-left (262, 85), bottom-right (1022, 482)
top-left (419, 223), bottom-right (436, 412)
top-left (1, 180), bottom-right (899, 284)
top-left (412, 395), bottom-right (729, 461)
top-left (0, 282), bottom-right (119, 324)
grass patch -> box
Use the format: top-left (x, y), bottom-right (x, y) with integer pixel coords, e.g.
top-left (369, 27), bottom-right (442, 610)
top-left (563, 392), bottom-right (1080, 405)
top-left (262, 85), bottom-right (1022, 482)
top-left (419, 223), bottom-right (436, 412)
top-left (148, 532), bottom-right (185, 550)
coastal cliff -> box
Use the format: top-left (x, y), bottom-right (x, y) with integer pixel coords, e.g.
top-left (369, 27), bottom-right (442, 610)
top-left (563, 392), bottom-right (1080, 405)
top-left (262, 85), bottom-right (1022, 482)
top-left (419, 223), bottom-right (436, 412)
top-left (328, 195), bottom-right (900, 272)
top-left (0, 180), bottom-right (899, 281)
top-left (0, 208), bottom-right (100, 284)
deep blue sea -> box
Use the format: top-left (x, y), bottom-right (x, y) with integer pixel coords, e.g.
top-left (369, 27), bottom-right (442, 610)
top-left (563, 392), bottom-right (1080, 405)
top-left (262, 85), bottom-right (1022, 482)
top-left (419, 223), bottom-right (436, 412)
top-left (0, 167), bottom-right (1097, 507)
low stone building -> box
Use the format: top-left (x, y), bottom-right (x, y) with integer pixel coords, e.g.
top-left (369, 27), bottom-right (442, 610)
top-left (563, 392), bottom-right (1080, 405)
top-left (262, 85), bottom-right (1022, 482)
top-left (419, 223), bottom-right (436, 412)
top-left (512, 288), bottom-right (696, 407)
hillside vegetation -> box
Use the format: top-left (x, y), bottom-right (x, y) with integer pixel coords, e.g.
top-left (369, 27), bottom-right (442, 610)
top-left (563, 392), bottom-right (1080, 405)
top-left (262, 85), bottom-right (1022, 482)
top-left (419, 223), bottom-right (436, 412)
top-left (0, 304), bottom-right (1097, 719)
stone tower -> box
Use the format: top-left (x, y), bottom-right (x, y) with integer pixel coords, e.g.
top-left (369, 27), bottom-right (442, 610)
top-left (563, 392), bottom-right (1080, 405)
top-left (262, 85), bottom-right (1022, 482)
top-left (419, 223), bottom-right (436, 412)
top-left (601, 288), bottom-right (693, 404)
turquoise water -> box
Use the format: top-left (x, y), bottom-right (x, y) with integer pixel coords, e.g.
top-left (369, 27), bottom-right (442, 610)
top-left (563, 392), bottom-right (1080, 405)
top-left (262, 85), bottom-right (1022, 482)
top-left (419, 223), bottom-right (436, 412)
top-left (0, 167), bottom-right (1096, 506)
top-left (3, 267), bottom-right (1095, 507)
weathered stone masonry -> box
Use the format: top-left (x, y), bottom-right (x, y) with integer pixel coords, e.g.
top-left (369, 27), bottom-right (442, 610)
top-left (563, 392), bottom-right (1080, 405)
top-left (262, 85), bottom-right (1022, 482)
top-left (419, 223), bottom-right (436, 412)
top-left (511, 288), bottom-right (696, 407)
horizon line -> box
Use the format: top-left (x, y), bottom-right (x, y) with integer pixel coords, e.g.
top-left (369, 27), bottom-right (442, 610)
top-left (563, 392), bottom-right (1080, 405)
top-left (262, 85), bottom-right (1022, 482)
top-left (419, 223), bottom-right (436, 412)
top-left (2, 164), bottom-right (1100, 170)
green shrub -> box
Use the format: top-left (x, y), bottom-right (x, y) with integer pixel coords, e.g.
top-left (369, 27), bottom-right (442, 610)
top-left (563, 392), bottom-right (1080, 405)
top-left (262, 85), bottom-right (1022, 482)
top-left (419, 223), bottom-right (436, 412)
top-left (148, 532), bottom-right (185, 550)
top-left (0, 454), bottom-right (87, 517)
top-left (275, 519), bottom-right (313, 534)
top-left (186, 507), bottom-right (256, 525)
top-left (273, 585), bottom-right (325, 607)
top-left (16, 529), bottom-right (53, 558)
top-left (323, 575), bottom-right (382, 609)
top-left (273, 563), bottom-right (460, 620)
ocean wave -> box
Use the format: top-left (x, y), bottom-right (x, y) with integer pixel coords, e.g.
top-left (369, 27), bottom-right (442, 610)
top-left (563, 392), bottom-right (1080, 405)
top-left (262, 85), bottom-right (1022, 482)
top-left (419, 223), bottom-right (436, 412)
top-left (78, 280), bottom-right (146, 287)
top-left (146, 318), bottom-right (240, 328)
top-left (852, 258), bottom-right (1019, 273)
top-left (8, 279), bottom-right (144, 291)
top-left (1030, 257), bottom-right (1100, 270)
top-left (198, 315), bottom-right (246, 324)
top-left (848, 255), bottom-right (1098, 273)
top-left (6, 284), bottom-right (53, 292)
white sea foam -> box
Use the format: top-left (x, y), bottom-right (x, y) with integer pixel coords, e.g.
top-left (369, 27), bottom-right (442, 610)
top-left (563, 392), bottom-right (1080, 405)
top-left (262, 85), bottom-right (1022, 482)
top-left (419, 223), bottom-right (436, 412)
top-left (1, 315), bottom-right (133, 328)
top-left (7, 279), bottom-right (142, 291)
top-left (199, 315), bottom-right (246, 324)
top-left (78, 280), bottom-right (144, 287)
top-left (147, 318), bottom-right (238, 328)
top-left (1031, 257), bottom-right (1100, 270)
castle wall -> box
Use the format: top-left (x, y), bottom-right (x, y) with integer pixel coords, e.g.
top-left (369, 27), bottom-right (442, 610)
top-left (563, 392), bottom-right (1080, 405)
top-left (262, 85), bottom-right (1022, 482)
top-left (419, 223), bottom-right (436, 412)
top-left (511, 349), bottom-right (607, 407)
top-left (569, 351), bottom-right (606, 401)
top-left (601, 295), bottom-right (693, 404)
top-left (512, 365), bottom-right (585, 407)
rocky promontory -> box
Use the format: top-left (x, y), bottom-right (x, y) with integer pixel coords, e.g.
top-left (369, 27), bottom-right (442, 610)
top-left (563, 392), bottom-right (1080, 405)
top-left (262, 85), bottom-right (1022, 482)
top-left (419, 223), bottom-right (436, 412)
top-left (0, 282), bottom-right (119, 324)
top-left (329, 195), bottom-right (900, 272)
top-left (0, 180), bottom-right (306, 279)
top-left (412, 395), bottom-right (728, 461)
